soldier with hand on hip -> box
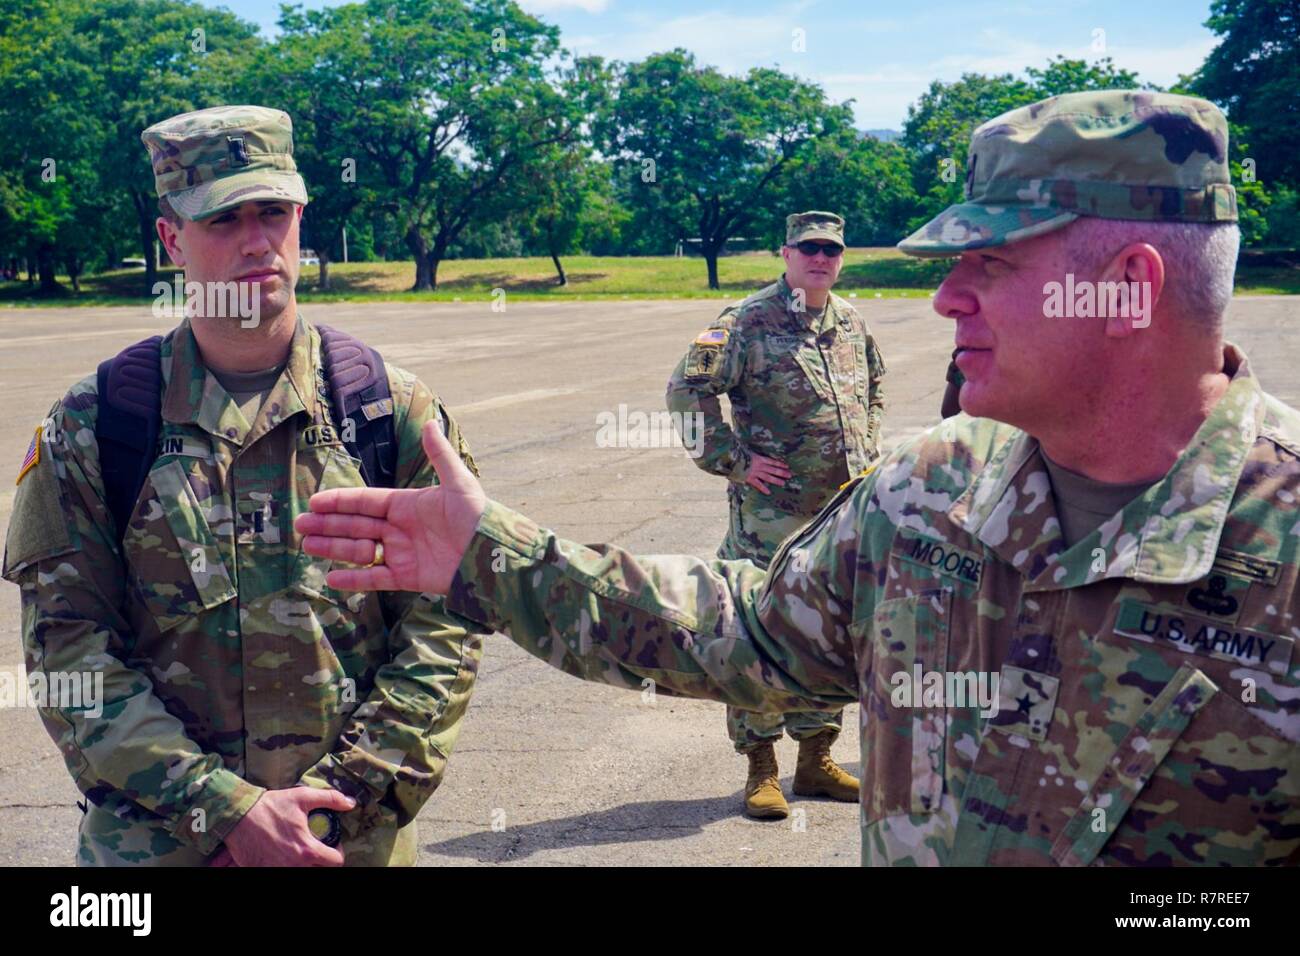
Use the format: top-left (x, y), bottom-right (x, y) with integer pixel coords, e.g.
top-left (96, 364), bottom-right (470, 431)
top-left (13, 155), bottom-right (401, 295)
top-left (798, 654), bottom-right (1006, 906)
top-left (665, 211), bottom-right (886, 819)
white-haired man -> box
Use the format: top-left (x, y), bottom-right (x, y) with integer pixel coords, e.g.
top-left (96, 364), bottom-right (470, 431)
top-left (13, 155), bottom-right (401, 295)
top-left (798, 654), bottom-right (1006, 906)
top-left (298, 91), bottom-right (1299, 866)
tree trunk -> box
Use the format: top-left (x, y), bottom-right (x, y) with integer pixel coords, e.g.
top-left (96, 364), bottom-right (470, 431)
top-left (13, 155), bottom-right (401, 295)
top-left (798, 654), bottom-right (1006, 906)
top-left (36, 244), bottom-right (59, 295)
top-left (544, 220), bottom-right (566, 286)
top-left (131, 188), bottom-right (159, 295)
top-left (318, 250), bottom-right (331, 291)
top-left (407, 226), bottom-right (432, 291)
top-left (67, 255), bottom-right (81, 293)
top-left (704, 249), bottom-right (720, 290)
top-left (426, 235), bottom-right (449, 292)
top-left (425, 251), bottom-right (441, 291)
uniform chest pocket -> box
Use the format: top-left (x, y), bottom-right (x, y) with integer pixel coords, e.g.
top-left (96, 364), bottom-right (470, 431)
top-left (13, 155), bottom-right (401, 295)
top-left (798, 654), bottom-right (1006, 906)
top-left (836, 333), bottom-right (869, 400)
top-left (861, 587), bottom-right (953, 820)
top-left (1050, 615), bottom-right (1300, 866)
top-left (125, 458), bottom-right (236, 633)
top-left (790, 344), bottom-right (835, 404)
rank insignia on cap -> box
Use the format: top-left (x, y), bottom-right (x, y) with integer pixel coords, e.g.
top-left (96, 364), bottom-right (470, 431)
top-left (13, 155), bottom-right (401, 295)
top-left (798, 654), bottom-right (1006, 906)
top-left (16, 426), bottom-right (40, 485)
top-left (694, 329), bottom-right (729, 346)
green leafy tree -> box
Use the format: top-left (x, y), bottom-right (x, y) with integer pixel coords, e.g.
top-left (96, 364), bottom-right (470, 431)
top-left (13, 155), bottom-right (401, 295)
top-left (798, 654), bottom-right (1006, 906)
top-left (770, 129), bottom-right (918, 247)
top-left (66, 0), bottom-right (261, 293)
top-left (0, 0), bottom-right (106, 293)
top-left (900, 72), bottom-right (1035, 230)
top-left (256, 21), bottom-right (379, 291)
top-left (572, 161), bottom-right (632, 255)
top-left (600, 50), bottom-right (849, 289)
top-left (1194, 0), bottom-right (1300, 190)
top-left (513, 145), bottom-right (590, 284)
top-left (1026, 55), bottom-right (1143, 97)
top-left (276, 0), bottom-right (589, 291)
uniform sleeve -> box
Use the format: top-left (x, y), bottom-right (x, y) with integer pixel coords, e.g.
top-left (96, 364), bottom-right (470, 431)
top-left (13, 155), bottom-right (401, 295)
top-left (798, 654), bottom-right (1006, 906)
top-left (1, 391), bottom-right (263, 857)
top-left (866, 334), bottom-right (887, 458)
top-left (664, 311), bottom-right (749, 481)
top-left (443, 477), bottom-right (871, 713)
top-left (297, 374), bottom-right (485, 833)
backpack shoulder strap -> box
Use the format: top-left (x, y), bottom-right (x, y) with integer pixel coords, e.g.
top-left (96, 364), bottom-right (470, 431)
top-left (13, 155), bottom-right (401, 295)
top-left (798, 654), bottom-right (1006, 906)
top-left (95, 335), bottom-right (164, 542)
top-left (316, 323), bottom-right (398, 488)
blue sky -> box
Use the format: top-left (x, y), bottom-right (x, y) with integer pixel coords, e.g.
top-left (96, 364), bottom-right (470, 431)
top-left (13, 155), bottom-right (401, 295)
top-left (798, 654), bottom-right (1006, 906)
top-left (218, 0), bottom-right (1221, 129)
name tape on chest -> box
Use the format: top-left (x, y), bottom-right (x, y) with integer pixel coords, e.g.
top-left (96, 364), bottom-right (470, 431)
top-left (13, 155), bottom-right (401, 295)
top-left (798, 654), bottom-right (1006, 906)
top-left (1114, 599), bottom-right (1294, 675)
top-left (156, 436), bottom-right (214, 461)
top-left (893, 533), bottom-right (984, 586)
top-left (765, 334), bottom-right (804, 351)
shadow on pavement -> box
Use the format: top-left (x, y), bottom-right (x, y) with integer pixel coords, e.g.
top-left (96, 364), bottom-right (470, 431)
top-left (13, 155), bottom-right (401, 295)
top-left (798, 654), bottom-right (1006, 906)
top-left (424, 794), bottom-right (747, 862)
top-left (424, 760), bottom-right (862, 863)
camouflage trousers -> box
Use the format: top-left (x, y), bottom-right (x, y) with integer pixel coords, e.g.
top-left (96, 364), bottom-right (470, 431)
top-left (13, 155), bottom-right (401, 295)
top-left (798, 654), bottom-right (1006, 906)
top-left (718, 538), bottom-right (843, 754)
top-left (725, 705), bottom-right (843, 754)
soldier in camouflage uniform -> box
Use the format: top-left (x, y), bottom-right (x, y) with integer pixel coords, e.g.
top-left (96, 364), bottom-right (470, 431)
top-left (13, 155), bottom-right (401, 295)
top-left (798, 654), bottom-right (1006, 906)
top-left (301, 91), bottom-right (1300, 866)
top-left (2, 106), bottom-right (486, 866)
top-left (665, 211), bottom-right (885, 818)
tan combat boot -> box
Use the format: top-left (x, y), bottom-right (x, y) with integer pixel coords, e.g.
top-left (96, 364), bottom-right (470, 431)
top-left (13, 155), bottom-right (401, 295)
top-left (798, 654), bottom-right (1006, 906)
top-left (793, 731), bottom-right (860, 801)
top-left (743, 743), bottom-right (789, 819)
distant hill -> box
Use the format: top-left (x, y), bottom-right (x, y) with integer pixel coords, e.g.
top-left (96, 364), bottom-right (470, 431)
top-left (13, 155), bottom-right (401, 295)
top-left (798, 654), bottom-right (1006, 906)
top-left (861, 128), bottom-right (902, 143)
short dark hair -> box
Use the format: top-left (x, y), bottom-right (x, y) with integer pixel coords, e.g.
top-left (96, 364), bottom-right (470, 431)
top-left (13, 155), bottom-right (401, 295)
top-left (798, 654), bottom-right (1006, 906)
top-left (157, 197), bottom-right (183, 228)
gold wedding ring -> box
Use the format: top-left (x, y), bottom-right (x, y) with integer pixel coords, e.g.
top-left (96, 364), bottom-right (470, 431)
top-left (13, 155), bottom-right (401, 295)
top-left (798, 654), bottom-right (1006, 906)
top-left (363, 543), bottom-right (385, 568)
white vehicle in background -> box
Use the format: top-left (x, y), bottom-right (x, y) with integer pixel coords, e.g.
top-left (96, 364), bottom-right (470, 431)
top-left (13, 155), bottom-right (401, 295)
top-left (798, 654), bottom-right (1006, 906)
top-left (299, 249), bottom-right (320, 266)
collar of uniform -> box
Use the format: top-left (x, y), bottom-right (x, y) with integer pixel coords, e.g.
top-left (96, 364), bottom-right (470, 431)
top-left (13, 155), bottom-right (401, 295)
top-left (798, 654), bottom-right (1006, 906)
top-left (161, 314), bottom-right (316, 446)
top-left (947, 342), bottom-right (1263, 590)
top-left (776, 274), bottom-right (839, 336)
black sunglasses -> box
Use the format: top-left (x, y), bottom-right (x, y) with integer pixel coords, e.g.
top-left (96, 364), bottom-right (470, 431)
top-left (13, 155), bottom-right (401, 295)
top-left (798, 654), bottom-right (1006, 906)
top-left (794, 240), bottom-right (844, 258)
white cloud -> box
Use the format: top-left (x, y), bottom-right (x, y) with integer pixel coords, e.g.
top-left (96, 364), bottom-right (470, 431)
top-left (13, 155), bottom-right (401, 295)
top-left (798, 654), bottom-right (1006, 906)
top-left (551, 6), bottom-right (1218, 131)
top-left (816, 71), bottom-right (935, 130)
top-left (568, 7), bottom-right (812, 73)
top-left (519, 0), bottom-right (610, 13)
top-left (817, 33), bottom-right (1220, 129)
top-left (918, 28), bottom-right (1216, 88)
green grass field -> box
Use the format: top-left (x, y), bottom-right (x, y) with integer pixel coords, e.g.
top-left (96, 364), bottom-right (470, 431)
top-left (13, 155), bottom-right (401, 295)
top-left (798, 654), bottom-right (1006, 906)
top-left (2, 247), bottom-right (1297, 306)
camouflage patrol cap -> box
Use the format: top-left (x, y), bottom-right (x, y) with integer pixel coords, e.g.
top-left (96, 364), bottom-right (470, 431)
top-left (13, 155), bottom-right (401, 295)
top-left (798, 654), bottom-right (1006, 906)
top-left (786, 211), bottom-right (845, 247)
top-left (898, 90), bottom-right (1238, 258)
top-left (141, 105), bottom-right (309, 221)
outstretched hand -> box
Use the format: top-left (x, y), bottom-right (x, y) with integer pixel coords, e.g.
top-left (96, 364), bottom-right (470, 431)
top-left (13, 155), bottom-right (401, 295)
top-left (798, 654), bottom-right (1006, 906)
top-left (294, 419), bottom-right (488, 594)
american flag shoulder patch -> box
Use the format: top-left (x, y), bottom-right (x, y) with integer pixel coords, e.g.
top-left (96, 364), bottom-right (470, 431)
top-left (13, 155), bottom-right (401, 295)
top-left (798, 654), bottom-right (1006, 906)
top-left (693, 328), bottom-right (729, 346)
top-left (17, 426), bottom-right (41, 486)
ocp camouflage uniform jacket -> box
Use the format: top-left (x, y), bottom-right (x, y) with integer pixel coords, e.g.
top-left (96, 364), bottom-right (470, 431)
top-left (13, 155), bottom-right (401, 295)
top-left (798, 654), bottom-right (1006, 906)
top-left (666, 275), bottom-right (886, 563)
top-left (2, 316), bottom-right (485, 866)
top-left (451, 344), bottom-right (1299, 866)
